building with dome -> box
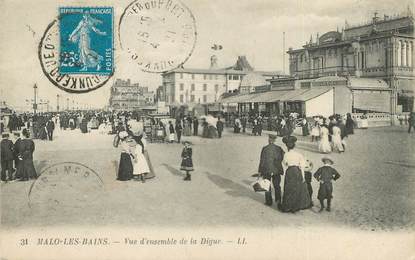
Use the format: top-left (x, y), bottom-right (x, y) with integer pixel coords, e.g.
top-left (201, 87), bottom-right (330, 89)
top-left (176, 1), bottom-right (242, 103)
top-left (221, 11), bottom-right (413, 124)
top-left (287, 11), bottom-right (414, 114)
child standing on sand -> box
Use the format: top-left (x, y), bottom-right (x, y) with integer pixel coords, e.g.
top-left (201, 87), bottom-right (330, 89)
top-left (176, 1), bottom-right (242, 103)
top-left (313, 157), bottom-right (341, 212)
top-left (180, 141), bottom-right (194, 181)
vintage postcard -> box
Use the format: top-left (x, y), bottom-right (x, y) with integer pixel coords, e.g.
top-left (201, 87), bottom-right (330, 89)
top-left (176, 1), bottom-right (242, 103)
top-left (0, 0), bottom-right (414, 259)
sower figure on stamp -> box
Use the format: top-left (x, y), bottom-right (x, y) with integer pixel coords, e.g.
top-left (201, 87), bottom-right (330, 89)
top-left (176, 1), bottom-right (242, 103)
top-left (258, 134), bottom-right (285, 208)
top-left (69, 13), bottom-right (107, 71)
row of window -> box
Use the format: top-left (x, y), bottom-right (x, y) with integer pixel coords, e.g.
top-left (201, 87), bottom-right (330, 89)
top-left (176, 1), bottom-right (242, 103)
top-left (179, 94), bottom-right (208, 103)
top-left (179, 73), bottom-right (221, 80)
top-left (179, 83), bottom-right (221, 92)
top-left (178, 73), bottom-right (243, 81)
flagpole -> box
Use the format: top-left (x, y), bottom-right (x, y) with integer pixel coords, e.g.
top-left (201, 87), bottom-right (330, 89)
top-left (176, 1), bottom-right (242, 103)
top-left (283, 32), bottom-right (286, 75)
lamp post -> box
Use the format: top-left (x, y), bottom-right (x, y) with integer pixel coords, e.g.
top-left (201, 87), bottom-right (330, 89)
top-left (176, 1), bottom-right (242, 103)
top-left (57, 94), bottom-right (60, 112)
top-left (33, 84), bottom-right (38, 114)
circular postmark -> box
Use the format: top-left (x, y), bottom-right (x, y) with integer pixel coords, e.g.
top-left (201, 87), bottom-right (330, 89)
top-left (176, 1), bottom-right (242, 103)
top-left (119, 0), bottom-right (197, 73)
top-left (28, 162), bottom-right (104, 210)
top-left (39, 19), bottom-right (113, 93)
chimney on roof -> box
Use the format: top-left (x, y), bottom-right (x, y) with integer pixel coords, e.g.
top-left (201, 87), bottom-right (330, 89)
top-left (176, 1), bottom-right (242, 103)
top-left (210, 55), bottom-right (218, 69)
top-left (372, 11), bottom-right (379, 24)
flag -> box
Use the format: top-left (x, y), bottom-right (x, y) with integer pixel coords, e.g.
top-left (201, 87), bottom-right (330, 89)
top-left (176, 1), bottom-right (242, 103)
top-left (211, 44), bottom-right (223, 50)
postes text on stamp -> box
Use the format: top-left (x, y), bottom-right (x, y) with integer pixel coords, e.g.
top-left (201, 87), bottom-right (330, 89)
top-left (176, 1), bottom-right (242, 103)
top-left (119, 0), bottom-right (197, 73)
top-left (59, 7), bottom-right (113, 74)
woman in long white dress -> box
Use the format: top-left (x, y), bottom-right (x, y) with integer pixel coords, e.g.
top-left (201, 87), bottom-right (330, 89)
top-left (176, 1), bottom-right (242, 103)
top-left (331, 124), bottom-right (344, 153)
top-left (319, 124), bottom-right (332, 153)
top-left (132, 137), bottom-right (150, 182)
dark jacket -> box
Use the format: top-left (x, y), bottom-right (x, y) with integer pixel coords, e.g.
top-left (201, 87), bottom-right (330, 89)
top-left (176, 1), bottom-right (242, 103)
top-left (258, 143), bottom-right (285, 176)
top-left (175, 123), bottom-right (183, 133)
top-left (313, 166), bottom-right (340, 183)
top-left (46, 120), bottom-right (55, 131)
top-left (216, 120), bottom-right (224, 131)
top-left (1, 139), bottom-right (14, 161)
top-left (21, 139), bottom-right (35, 160)
top-left (14, 138), bottom-right (22, 158)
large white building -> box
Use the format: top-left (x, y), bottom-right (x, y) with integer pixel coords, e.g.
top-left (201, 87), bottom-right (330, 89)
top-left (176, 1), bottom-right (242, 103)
top-left (161, 56), bottom-right (285, 107)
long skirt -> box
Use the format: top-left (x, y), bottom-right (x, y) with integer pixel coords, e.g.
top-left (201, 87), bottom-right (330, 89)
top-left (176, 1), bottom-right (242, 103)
top-left (332, 134), bottom-right (344, 152)
top-left (302, 125), bottom-right (309, 136)
top-left (132, 152), bottom-right (150, 176)
top-left (17, 159), bottom-right (37, 179)
top-left (282, 166), bottom-right (311, 212)
top-left (318, 136), bottom-right (332, 153)
top-left (117, 153), bottom-right (133, 181)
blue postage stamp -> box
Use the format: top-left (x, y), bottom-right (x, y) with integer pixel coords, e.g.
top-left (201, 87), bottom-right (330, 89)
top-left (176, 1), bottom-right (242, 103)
top-left (59, 7), bottom-right (113, 74)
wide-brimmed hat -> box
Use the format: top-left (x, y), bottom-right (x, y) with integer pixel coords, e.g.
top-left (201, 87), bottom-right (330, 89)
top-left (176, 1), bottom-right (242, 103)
top-left (282, 135), bottom-right (297, 145)
top-left (118, 131), bottom-right (128, 139)
top-left (321, 157), bottom-right (334, 165)
top-left (182, 141), bottom-right (193, 145)
top-left (268, 134), bottom-right (277, 140)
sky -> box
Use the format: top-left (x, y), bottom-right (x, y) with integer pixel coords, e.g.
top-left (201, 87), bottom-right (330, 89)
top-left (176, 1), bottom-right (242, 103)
top-left (0, 0), bottom-right (413, 111)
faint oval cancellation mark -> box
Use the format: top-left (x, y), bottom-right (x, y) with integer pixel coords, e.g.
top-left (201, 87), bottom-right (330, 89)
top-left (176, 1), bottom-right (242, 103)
top-left (119, 0), bottom-right (197, 73)
top-left (28, 162), bottom-right (104, 210)
top-left (39, 19), bottom-right (113, 93)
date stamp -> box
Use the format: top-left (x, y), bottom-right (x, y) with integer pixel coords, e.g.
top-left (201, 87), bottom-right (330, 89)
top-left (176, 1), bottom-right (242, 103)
top-left (119, 0), bottom-right (197, 73)
top-left (28, 162), bottom-right (104, 210)
top-left (39, 19), bottom-right (113, 93)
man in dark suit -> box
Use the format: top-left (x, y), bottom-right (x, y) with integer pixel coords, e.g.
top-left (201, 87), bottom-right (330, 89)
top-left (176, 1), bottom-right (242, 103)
top-left (258, 134), bottom-right (285, 208)
top-left (216, 117), bottom-right (224, 138)
top-left (193, 117), bottom-right (199, 136)
top-left (1, 133), bottom-right (14, 182)
top-left (13, 132), bottom-right (22, 179)
top-left (46, 118), bottom-right (55, 141)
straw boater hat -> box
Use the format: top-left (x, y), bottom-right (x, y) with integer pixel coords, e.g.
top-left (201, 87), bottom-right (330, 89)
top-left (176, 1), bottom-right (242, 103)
top-left (321, 157), bottom-right (334, 165)
top-left (182, 141), bottom-right (192, 145)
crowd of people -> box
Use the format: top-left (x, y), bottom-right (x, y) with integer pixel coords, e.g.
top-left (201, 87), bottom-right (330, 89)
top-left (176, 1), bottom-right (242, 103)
top-left (1, 107), bottom-right (412, 216)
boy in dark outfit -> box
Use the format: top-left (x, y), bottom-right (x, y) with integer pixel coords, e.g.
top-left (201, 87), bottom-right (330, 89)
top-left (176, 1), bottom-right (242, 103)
top-left (180, 141), bottom-right (193, 181)
top-left (314, 157), bottom-right (340, 212)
